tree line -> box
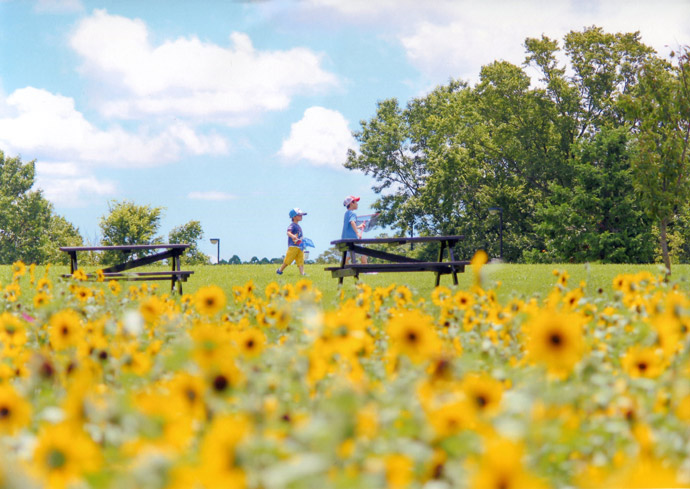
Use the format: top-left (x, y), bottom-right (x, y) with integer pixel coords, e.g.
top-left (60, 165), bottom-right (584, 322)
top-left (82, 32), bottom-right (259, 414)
top-left (345, 27), bottom-right (690, 271)
top-left (0, 150), bottom-right (210, 266)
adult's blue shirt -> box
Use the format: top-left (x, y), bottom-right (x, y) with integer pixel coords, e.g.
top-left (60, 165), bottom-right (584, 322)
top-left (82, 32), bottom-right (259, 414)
top-left (342, 210), bottom-right (358, 239)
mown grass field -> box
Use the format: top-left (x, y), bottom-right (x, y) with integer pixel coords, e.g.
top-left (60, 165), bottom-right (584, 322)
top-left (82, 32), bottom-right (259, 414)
top-left (6, 262), bottom-right (685, 303)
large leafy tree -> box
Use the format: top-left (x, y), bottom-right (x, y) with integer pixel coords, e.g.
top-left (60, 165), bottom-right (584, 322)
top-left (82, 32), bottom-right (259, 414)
top-left (99, 200), bottom-right (164, 264)
top-left (0, 151), bottom-right (83, 264)
top-left (622, 49), bottom-right (690, 272)
top-left (168, 220), bottom-right (211, 265)
top-left (346, 26), bottom-right (662, 263)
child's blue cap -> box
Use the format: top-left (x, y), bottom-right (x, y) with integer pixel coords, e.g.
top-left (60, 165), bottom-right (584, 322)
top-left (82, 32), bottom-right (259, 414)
top-left (289, 208), bottom-right (307, 218)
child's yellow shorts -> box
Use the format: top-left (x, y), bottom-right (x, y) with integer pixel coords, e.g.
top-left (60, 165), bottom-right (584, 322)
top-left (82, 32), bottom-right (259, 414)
top-left (282, 247), bottom-right (304, 266)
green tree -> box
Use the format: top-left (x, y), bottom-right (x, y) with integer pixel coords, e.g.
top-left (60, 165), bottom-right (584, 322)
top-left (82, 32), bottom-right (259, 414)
top-left (622, 49), bottom-right (690, 272)
top-left (99, 200), bottom-right (164, 264)
top-left (0, 151), bottom-right (82, 264)
top-left (315, 246), bottom-right (341, 264)
top-left (228, 255), bottom-right (242, 265)
top-left (347, 26), bottom-right (663, 264)
top-left (41, 215), bottom-right (84, 265)
top-left (168, 220), bottom-right (211, 265)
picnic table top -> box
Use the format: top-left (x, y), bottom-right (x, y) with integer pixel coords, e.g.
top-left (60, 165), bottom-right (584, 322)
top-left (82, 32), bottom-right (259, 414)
top-left (331, 235), bottom-right (464, 245)
top-left (59, 244), bottom-right (190, 252)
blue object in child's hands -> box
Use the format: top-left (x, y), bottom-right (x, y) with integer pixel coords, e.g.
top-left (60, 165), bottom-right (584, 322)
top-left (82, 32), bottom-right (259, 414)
top-left (300, 237), bottom-right (315, 250)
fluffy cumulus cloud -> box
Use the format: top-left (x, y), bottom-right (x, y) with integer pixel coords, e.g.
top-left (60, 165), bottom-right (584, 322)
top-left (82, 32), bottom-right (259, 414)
top-left (0, 87), bottom-right (228, 206)
top-left (278, 107), bottom-right (356, 169)
top-left (0, 87), bottom-right (229, 166)
top-left (306, 0), bottom-right (690, 82)
top-left (34, 162), bottom-right (116, 207)
top-left (70, 9), bottom-right (339, 123)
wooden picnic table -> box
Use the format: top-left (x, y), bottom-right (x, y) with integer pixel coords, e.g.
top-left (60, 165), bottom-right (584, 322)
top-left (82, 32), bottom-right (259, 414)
top-left (325, 236), bottom-right (468, 286)
top-left (59, 244), bottom-right (194, 294)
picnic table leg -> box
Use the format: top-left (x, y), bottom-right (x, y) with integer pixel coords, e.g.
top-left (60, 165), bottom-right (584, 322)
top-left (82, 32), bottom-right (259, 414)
top-left (338, 250), bottom-right (347, 286)
top-left (171, 252), bottom-right (182, 295)
top-left (69, 251), bottom-right (78, 274)
top-left (435, 241), bottom-right (447, 287)
top-left (448, 241), bottom-right (459, 286)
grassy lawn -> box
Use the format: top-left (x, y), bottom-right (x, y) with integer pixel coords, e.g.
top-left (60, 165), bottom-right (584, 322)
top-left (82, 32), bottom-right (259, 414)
top-left (4, 262), bottom-right (687, 305)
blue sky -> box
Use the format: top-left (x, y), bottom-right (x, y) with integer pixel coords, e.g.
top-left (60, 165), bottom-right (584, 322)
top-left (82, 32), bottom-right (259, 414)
top-left (1, 0), bottom-right (689, 262)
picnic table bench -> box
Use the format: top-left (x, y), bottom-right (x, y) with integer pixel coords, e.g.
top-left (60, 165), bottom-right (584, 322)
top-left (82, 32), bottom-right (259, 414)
top-left (325, 236), bottom-right (468, 286)
top-left (59, 244), bottom-right (194, 294)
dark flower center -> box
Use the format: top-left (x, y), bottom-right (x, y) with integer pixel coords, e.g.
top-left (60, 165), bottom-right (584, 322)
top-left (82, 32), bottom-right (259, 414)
top-left (47, 449), bottom-right (67, 469)
top-left (213, 375), bottom-right (229, 392)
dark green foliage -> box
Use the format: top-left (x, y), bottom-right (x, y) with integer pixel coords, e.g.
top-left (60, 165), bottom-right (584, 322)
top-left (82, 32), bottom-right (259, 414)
top-left (0, 151), bottom-right (83, 264)
top-left (533, 127), bottom-right (654, 263)
top-left (346, 26), bottom-right (675, 264)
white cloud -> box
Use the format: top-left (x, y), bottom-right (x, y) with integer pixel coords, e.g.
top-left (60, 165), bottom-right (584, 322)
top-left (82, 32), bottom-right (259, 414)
top-left (35, 162), bottom-right (116, 207)
top-left (0, 87), bottom-right (229, 167)
top-left (70, 9), bottom-right (340, 123)
top-left (306, 0), bottom-right (690, 82)
top-left (187, 191), bottom-right (237, 201)
top-left (278, 107), bottom-right (356, 169)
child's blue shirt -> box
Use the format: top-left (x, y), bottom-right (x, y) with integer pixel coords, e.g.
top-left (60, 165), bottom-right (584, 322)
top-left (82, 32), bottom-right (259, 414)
top-left (342, 210), bottom-right (358, 239)
top-left (287, 222), bottom-right (303, 247)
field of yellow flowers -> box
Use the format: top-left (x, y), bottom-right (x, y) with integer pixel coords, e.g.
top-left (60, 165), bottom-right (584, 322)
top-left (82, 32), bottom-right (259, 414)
top-left (1, 255), bottom-right (690, 489)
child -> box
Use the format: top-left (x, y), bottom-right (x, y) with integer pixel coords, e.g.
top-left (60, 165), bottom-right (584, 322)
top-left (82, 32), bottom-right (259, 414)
top-left (277, 208), bottom-right (307, 275)
top-left (342, 195), bottom-right (367, 264)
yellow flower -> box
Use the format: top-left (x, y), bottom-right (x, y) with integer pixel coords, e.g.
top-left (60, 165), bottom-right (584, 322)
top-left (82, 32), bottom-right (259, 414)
top-left (3, 283), bottom-right (20, 302)
top-left (139, 295), bottom-right (166, 324)
top-left (71, 269), bottom-right (88, 281)
top-left (265, 282), bottom-right (280, 300)
top-left (195, 285), bottom-right (227, 317)
top-left (524, 310), bottom-right (585, 379)
top-left (386, 309), bottom-right (441, 364)
top-left (32, 422), bottom-right (102, 489)
top-left (0, 384), bottom-right (31, 434)
top-left (622, 346), bottom-right (666, 379)
top-left (33, 291), bottom-right (51, 308)
top-left (431, 286), bottom-right (453, 306)
top-left (73, 285), bottom-right (93, 303)
top-left (167, 372), bottom-right (207, 420)
top-left (461, 372), bottom-right (504, 416)
top-left (385, 453), bottom-right (414, 489)
top-left (234, 328), bottom-right (266, 358)
top-left (427, 398), bottom-right (476, 438)
top-left (470, 437), bottom-right (547, 489)
top-left (470, 249), bottom-right (488, 285)
top-left (0, 312), bottom-right (27, 349)
top-left (454, 290), bottom-right (475, 309)
top-left (95, 269), bottom-right (105, 282)
top-left (108, 280), bottom-right (121, 295)
top-left (595, 455), bottom-right (685, 488)
top-left (197, 415), bottom-right (250, 489)
top-left (49, 309), bottom-right (83, 351)
top-left (36, 277), bottom-right (52, 292)
top-left (205, 358), bottom-right (244, 396)
top-left (11, 261), bottom-right (26, 281)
